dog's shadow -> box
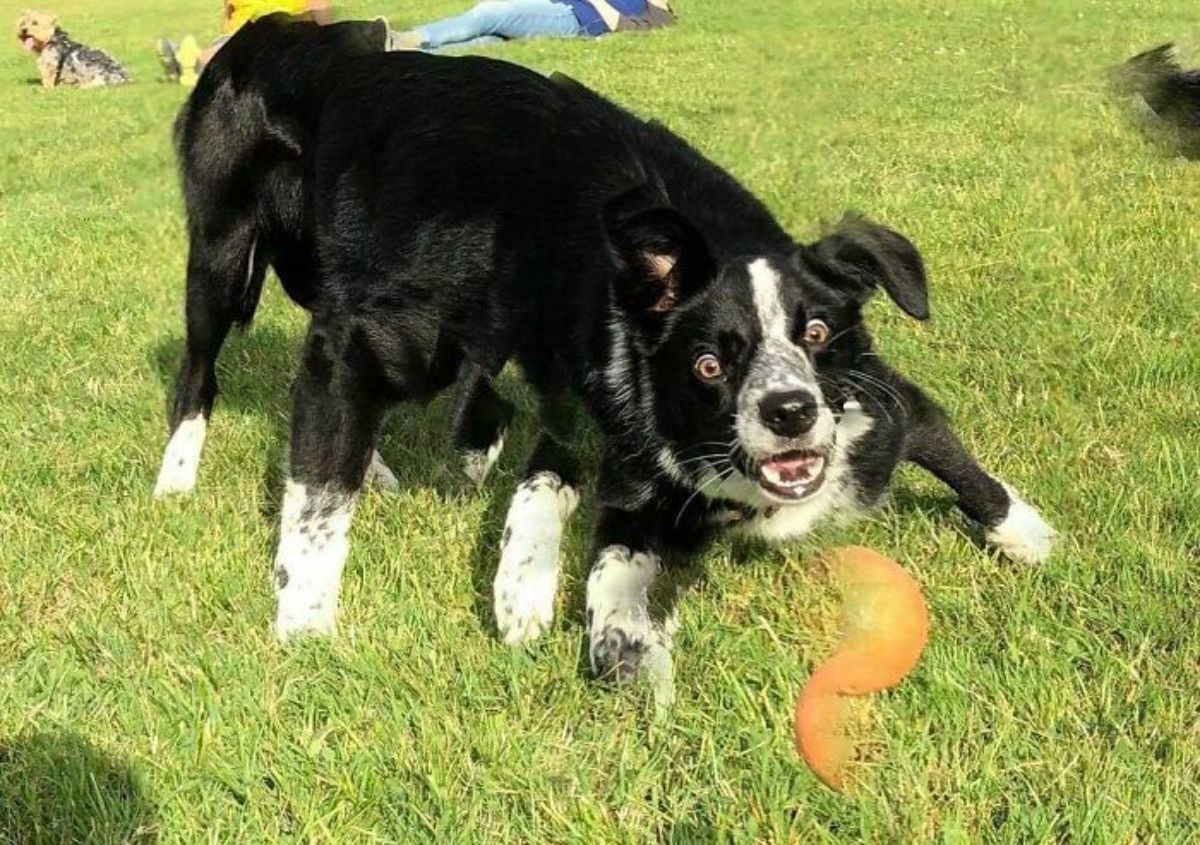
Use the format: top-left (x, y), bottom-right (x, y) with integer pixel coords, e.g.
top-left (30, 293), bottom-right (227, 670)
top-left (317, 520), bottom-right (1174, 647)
top-left (887, 482), bottom-right (1009, 554)
top-left (0, 732), bottom-right (156, 843)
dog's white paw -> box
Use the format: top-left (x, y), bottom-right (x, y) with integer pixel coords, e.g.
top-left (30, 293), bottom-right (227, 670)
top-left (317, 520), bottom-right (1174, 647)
top-left (589, 603), bottom-right (663, 684)
top-left (364, 450), bottom-right (400, 492)
top-left (495, 562), bottom-right (558, 645)
top-left (272, 480), bottom-right (355, 642)
top-left (493, 471), bottom-right (578, 644)
top-left (463, 430), bottom-right (505, 488)
top-left (586, 546), bottom-right (663, 683)
top-left (152, 415), bottom-right (207, 498)
top-left (274, 585), bottom-right (338, 641)
top-left (987, 492), bottom-right (1057, 565)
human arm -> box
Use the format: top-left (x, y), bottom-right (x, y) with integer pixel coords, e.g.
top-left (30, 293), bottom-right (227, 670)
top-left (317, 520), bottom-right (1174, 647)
top-left (307, 0), bottom-right (333, 25)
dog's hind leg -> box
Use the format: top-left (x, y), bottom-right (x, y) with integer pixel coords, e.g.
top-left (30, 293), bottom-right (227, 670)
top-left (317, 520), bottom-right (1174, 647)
top-left (154, 227), bottom-right (265, 497)
top-left (493, 398), bottom-right (581, 645)
top-left (448, 362), bottom-right (514, 488)
top-left (902, 384), bottom-right (1057, 564)
top-left (269, 236), bottom-right (398, 494)
top-left (274, 320), bottom-right (393, 641)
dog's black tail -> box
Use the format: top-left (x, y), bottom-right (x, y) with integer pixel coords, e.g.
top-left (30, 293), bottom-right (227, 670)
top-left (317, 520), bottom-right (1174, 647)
top-left (1113, 43), bottom-right (1200, 157)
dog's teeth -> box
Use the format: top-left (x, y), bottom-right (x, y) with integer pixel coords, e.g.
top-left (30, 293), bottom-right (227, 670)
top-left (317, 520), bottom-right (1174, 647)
top-left (760, 455), bottom-right (826, 490)
top-left (762, 465), bottom-right (791, 486)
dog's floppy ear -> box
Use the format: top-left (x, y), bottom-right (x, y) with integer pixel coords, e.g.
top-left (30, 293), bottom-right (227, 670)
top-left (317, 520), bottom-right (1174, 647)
top-left (604, 184), bottom-right (715, 333)
top-left (804, 213), bottom-right (929, 320)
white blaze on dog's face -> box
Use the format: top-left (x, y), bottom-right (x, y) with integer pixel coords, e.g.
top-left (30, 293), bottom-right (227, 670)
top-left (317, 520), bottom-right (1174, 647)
top-left (734, 257), bottom-right (839, 501)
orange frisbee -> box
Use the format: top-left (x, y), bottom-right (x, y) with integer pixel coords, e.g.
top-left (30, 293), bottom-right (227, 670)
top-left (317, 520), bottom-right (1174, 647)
top-left (794, 546), bottom-right (929, 791)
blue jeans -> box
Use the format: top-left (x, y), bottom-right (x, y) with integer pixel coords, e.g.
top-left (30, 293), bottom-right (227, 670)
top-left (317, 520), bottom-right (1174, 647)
top-left (415, 0), bottom-right (585, 50)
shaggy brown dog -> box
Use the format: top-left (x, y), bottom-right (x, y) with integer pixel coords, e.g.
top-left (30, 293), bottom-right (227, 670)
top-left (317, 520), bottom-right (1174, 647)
top-left (16, 9), bottom-right (129, 88)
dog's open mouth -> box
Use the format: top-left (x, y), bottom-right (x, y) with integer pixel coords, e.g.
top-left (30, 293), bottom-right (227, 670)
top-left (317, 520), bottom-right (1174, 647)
top-left (18, 33), bottom-right (41, 52)
top-left (757, 449), bottom-right (828, 500)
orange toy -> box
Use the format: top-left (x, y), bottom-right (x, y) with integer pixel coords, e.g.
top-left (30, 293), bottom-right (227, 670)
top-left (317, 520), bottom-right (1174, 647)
top-left (794, 546), bottom-right (929, 791)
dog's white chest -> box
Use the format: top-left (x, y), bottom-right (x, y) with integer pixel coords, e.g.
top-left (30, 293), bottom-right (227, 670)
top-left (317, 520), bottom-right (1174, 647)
top-left (737, 479), bottom-right (863, 542)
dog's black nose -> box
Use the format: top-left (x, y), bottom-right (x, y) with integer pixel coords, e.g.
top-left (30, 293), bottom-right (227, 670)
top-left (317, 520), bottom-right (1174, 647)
top-left (759, 390), bottom-right (818, 438)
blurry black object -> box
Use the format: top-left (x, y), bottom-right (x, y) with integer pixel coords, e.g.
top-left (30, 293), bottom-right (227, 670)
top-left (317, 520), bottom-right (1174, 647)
top-left (1114, 43), bottom-right (1200, 158)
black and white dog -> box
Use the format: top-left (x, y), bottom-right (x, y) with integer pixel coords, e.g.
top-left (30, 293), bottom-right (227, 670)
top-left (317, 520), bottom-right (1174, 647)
top-left (156, 15), bottom-right (1055, 681)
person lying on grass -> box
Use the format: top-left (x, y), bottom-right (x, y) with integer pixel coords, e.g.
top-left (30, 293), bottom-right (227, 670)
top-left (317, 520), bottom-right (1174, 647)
top-left (388, 0), bottom-right (675, 51)
top-left (157, 0), bottom-right (332, 85)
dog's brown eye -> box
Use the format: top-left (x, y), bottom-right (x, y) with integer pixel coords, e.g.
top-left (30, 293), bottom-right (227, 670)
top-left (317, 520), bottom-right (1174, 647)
top-left (803, 319), bottom-right (831, 347)
top-left (694, 353), bottom-right (724, 382)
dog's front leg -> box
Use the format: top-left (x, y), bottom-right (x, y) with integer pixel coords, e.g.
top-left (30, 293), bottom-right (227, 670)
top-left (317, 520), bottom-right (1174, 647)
top-left (585, 505), bottom-right (671, 684)
top-left (449, 361), bottom-right (514, 489)
top-left (901, 382), bottom-right (1057, 564)
top-left (492, 467), bottom-right (579, 644)
top-left (273, 323), bottom-right (391, 641)
top-left (38, 54), bottom-right (58, 88)
top-left (493, 423), bottom-right (580, 645)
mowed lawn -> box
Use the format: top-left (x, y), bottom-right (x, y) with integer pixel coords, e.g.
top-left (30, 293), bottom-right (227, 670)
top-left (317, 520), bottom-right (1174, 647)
top-left (2, 0), bottom-right (1198, 841)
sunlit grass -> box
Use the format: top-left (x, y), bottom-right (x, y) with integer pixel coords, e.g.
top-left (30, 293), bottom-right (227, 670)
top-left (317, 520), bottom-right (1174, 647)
top-left (1, 0), bottom-right (1197, 841)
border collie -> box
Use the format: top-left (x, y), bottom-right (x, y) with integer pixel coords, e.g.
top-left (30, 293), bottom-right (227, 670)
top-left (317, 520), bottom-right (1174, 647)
top-left (156, 15), bottom-right (1055, 682)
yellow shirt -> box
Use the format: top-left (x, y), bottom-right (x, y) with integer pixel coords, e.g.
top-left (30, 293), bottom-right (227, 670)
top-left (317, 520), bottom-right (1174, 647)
top-left (222, 0), bottom-right (310, 34)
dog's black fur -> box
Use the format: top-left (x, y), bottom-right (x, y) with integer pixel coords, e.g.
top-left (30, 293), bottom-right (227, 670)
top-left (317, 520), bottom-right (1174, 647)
top-left (1114, 43), bottom-right (1200, 158)
top-left (159, 15), bottom-right (1053, 679)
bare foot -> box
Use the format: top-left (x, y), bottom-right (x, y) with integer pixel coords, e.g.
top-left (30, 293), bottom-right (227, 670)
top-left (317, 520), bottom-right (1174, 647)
top-left (388, 30), bottom-right (424, 50)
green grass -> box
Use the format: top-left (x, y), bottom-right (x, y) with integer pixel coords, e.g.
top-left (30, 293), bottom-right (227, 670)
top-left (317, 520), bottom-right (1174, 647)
top-left (2, 0), bottom-right (1198, 841)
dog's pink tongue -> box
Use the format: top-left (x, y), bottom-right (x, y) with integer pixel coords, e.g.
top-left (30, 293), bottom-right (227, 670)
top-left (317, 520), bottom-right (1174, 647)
top-left (764, 452), bottom-right (820, 482)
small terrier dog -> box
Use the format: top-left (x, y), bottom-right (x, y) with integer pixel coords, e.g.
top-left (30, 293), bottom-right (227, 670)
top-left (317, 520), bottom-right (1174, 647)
top-left (16, 9), bottom-right (130, 88)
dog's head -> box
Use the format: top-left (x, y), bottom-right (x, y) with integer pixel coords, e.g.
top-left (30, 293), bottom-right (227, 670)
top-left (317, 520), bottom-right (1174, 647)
top-left (605, 194), bottom-right (928, 509)
top-left (16, 9), bottom-right (58, 52)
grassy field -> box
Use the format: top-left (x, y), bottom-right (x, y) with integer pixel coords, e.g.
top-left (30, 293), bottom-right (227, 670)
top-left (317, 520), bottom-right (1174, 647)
top-left (2, 0), bottom-right (1199, 841)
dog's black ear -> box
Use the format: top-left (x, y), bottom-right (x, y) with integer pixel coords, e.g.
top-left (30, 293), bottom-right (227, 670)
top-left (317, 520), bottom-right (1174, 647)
top-left (604, 186), bottom-right (715, 327)
top-left (804, 213), bottom-right (929, 320)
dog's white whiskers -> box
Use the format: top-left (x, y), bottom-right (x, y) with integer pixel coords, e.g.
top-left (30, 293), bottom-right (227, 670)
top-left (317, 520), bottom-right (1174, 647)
top-left (674, 463), bottom-right (734, 528)
top-left (675, 440), bottom-right (737, 455)
top-left (671, 453), bottom-right (729, 469)
top-left (841, 372), bottom-right (898, 426)
top-left (823, 324), bottom-right (858, 347)
top-left (848, 369), bottom-right (906, 410)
